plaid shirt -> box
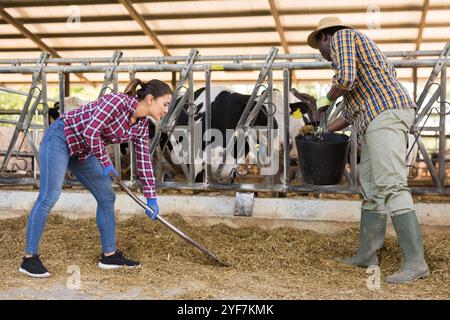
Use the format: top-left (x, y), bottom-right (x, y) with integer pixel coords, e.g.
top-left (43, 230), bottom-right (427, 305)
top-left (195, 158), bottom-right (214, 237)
top-left (61, 93), bottom-right (157, 198)
top-left (330, 29), bottom-right (416, 137)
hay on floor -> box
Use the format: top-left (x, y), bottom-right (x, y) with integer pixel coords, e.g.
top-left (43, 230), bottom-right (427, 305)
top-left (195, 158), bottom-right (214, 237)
top-left (0, 213), bottom-right (449, 299)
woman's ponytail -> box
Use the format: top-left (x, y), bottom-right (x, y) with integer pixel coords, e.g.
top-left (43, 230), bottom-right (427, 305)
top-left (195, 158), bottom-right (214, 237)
top-left (123, 78), bottom-right (145, 97)
top-left (124, 78), bottom-right (172, 101)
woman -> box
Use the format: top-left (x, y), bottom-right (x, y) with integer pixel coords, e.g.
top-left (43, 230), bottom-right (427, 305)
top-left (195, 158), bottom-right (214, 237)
top-left (19, 79), bottom-right (172, 278)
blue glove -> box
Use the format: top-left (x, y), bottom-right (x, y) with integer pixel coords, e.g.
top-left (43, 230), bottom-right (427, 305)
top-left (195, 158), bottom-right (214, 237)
top-left (102, 164), bottom-right (119, 179)
top-left (146, 198), bottom-right (159, 221)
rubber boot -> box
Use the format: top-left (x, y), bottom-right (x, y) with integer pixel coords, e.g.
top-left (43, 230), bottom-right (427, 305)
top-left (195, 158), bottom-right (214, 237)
top-left (340, 211), bottom-right (387, 267)
top-left (385, 211), bottom-right (430, 284)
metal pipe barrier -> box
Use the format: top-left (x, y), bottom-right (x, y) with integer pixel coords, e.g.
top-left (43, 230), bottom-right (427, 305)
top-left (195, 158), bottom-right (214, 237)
top-left (0, 45), bottom-right (448, 196)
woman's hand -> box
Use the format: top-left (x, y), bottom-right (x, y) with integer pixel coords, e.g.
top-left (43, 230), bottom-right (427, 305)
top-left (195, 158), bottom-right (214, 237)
top-left (102, 164), bottom-right (119, 179)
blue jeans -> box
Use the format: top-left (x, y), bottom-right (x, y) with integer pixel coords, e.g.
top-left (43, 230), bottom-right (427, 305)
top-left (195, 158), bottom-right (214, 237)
top-left (25, 118), bottom-right (117, 254)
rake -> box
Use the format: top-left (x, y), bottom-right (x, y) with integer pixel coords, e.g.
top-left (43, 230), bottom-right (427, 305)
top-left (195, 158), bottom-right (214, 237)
top-left (110, 174), bottom-right (227, 267)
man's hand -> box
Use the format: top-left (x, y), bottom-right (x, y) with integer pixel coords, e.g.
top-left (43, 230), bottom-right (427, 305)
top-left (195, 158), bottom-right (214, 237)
top-left (146, 198), bottom-right (159, 221)
top-left (316, 95), bottom-right (334, 113)
top-left (327, 117), bottom-right (350, 133)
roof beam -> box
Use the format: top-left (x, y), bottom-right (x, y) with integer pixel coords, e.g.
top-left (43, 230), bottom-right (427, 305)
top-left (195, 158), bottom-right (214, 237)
top-left (0, 29), bottom-right (277, 39)
top-left (0, 12), bottom-right (269, 24)
top-left (416, 0), bottom-right (430, 51)
top-left (118, 0), bottom-right (170, 56)
top-left (1, 3), bottom-right (448, 12)
top-left (0, 0), bottom-right (197, 7)
top-left (0, 5), bottom-right (58, 56)
top-left (268, 0), bottom-right (290, 54)
top-left (268, 0), bottom-right (298, 84)
top-left (413, 0), bottom-right (430, 100)
top-left (2, 22), bottom-right (450, 40)
top-left (1, 5), bottom-right (449, 24)
top-left (0, 5), bottom-right (93, 85)
top-left (1, 0), bottom-right (448, 13)
top-left (2, 38), bottom-right (449, 52)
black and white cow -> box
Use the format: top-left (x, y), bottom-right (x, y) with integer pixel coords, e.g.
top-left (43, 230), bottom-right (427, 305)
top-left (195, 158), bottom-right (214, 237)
top-left (49, 91), bottom-right (420, 184)
top-left (153, 86), bottom-right (317, 183)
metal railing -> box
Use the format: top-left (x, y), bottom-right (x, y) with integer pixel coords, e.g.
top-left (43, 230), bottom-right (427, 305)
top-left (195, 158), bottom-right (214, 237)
top-left (0, 44), bottom-right (448, 196)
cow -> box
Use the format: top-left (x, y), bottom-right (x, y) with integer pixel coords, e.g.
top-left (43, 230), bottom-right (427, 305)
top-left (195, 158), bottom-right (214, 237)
top-left (47, 93), bottom-right (420, 185)
top-left (152, 86), bottom-right (318, 183)
top-left (48, 96), bottom-right (89, 124)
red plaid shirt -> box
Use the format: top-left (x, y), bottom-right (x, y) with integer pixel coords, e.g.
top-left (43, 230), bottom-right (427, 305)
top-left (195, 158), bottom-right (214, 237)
top-left (61, 93), bottom-right (157, 198)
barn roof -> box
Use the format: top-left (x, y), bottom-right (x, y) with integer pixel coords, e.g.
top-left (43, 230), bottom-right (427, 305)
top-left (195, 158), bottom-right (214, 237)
top-left (0, 0), bottom-right (449, 86)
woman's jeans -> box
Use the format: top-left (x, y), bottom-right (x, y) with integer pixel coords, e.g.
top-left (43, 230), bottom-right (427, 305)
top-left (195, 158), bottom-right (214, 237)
top-left (25, 118), bottom-right (117, 254)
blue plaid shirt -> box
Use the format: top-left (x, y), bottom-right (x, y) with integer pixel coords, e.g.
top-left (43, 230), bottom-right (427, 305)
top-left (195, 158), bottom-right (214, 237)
top-left (330, 29), bottom-right (416, 137)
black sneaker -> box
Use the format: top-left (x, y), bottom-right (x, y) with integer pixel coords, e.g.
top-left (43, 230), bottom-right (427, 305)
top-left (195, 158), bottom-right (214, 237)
top-left (98, 250), bottom-right (140, 269)
top-left (19, 255), bottom-right (51, 278)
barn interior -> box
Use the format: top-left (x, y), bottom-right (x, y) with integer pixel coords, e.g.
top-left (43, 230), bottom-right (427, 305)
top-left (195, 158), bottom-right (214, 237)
top-left (0, 0), bottom-right (449, 300)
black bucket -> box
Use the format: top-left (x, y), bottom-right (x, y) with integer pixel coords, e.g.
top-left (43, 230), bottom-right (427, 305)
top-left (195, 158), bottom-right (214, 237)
top-left (295, 133), bottom-right (350, 185)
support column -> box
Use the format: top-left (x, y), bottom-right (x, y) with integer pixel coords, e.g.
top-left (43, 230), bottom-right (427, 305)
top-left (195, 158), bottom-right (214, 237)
top-left (439, 67), bottom-right (447, 187)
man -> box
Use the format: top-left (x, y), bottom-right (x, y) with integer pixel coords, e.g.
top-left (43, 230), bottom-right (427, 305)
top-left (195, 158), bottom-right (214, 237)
top-left (307, 17), bottom-right (429, 283)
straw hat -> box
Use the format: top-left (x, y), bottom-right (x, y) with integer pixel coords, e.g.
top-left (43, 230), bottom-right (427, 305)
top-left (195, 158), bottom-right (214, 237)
top-left (307, 17), bottom-right (353, 49)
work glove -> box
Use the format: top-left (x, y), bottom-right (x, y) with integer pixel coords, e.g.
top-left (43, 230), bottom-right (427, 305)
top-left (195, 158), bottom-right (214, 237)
top-left (102, 164), bottom-right (119, 179)
top-left (316, 96), bottom-right (333, 113)
top-left (146, 198), bottom-right (159, 221)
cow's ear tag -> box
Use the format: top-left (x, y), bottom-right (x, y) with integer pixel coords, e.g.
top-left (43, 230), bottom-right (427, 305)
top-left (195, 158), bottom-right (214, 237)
top-left (293, 109), bottom-right (302, 119)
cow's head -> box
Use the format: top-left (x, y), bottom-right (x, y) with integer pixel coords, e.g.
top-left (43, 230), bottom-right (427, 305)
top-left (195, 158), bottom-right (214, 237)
top-left (289, 101), bottom-right (312, 121)
top-left (289, 88), bottom-right (320, 125)
top-left (269, 90), bottom-right (310, 149)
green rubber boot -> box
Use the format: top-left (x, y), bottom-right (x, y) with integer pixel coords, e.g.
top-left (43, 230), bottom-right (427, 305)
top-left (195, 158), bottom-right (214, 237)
top-left (341, 211), bottom-right (387, 267)
top-left (385, 211), bottom-right (430, 284)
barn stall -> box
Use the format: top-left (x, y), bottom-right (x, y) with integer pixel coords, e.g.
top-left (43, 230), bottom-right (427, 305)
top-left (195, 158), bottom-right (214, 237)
top-left (0, 0), bottom-right (449, 300)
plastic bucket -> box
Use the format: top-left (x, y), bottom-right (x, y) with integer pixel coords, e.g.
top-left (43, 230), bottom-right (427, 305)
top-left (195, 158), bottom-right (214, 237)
top-left (295, 133), bottom-right (350, 185)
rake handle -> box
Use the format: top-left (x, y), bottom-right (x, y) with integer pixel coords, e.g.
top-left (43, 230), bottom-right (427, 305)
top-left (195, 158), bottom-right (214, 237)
top-left (109, 174), bottom-right (225, 265)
